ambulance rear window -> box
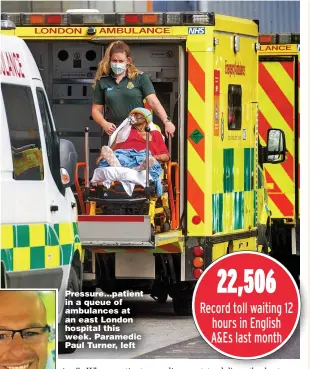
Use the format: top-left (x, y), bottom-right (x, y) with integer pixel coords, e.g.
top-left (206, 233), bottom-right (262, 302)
top-left (227, 85), bottom-right (242, 130)
top-left (1, 83), bottom-right (44, 181)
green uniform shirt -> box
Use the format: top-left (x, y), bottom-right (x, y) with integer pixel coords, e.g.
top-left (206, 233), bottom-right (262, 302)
top-left (93, 73), bottom-right (155, 126)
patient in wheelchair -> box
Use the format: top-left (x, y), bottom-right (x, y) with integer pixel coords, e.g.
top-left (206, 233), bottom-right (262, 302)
top-left (96, 107), bottom-right (169, 170)
top-left (92, 108), bottom-right (170, 196)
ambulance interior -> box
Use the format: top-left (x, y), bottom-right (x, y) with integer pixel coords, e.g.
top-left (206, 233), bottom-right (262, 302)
top-left (27, 40), bottom-right (184, 232)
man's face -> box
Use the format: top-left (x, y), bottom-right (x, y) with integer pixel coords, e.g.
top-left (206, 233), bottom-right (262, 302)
top-left (0, 292), bottom-right (48, 369)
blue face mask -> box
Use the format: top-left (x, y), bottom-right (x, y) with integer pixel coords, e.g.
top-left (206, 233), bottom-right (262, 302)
top-left (110, 62), bottom-right (126, 75)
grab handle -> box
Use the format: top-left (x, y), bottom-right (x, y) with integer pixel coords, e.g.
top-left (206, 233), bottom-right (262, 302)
top-left (145, 126), bottom-right (151, 194)
top-left (84, 127), bottom-right (90, 189)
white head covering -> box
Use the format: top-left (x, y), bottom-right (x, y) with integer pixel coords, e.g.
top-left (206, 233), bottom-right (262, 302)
top-left (108, 107), bottom-right (163, 147)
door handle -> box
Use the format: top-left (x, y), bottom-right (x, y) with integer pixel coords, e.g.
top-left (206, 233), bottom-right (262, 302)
top-left (50, 205), bottom-right (59, 212)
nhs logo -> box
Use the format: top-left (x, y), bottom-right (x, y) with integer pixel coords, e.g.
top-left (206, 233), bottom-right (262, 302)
top-left (188, 27), bottom-right (205, 35)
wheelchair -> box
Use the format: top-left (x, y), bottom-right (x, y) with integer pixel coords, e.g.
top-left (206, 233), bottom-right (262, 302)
top-left (74, 128), bottom-right (180, 234)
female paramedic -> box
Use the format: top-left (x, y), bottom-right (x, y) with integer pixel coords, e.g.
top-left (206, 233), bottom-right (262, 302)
top-left (91, 40), bottom-right (175, 142)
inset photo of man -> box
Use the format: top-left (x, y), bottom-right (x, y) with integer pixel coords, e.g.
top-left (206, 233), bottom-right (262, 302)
top-left (0, 290), bottom-right (56, 369)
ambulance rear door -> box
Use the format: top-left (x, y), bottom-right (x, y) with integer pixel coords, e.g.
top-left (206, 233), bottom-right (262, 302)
top-left (258, 55), bottom-right (299, 222)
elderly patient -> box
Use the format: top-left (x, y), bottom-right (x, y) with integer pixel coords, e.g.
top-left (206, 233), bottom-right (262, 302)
top-left (96, 107), bottom-right (170, 171)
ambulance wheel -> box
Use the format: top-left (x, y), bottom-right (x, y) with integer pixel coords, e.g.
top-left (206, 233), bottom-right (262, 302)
top-left (58, 266), bottom-right (80, 354)
top-left (172, 291), bottom-right (192, 316)
top-left (258, 224), bottom-right (270, 254)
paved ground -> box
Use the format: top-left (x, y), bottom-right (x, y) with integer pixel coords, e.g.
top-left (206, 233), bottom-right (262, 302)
top-left (136, 322), bottom-right (300, 359)
top-left (59, 294), bottom-right (300, 360)
top-left (59, 295), bottom-right (198, 359)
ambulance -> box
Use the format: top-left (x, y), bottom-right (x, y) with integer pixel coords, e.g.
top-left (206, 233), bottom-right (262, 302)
top-left (0, 25), bottom-right (83, 353)
top-left (1, 11), bottom-right (286, 324)
top-left (258, 33), bottom-right (300, 284)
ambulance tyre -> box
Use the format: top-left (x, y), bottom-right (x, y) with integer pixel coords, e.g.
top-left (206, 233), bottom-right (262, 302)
top-left (258, 224), bottom-right (270, 254)
top-left (172, 291), bottom-right (192, 316)
top-left (58, 266), bottom-right (80, 354)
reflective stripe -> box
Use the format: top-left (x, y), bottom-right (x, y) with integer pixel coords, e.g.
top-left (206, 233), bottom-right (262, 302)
top-left (1, 222), bottom-right (81, 272)
top-left (258, 59), bottom-right (297, 218)
top-left (187, 46), bottom-right (207, 234)
top-left (212, 147), bottom-right (255, 234)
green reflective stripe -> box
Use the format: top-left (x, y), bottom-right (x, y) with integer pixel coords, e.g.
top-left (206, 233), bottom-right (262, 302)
top-left (251, 148), bottom-right (254, 190)
top-left (1, 249), bottom-right (13, 271)
top-left (16, 225), bottom-right (30, 247)
top-left (13, 226), bottom-right (17, 247)
top-left (1, 223), bottom-right (80, 274)
top-left (244, 148), bottom-right (254, 191)
top-left (212, 193), bottom-right (223, 233)
top-left (73, 222), bottom-right (79, 237)
top-left (30, 247), bottom-right (45, 269)
top-left (253, 190), bottom-right (257, 227)
top-left (61, 244), bottom-right (73, 265)
top-left (45, 224), bottom-right (59, 246)
top-left (44, 224), bottom-right (49, 245)
top-left (223, 148), bottom-right (234, 193)
top-left (54, 224), bottom-right (60, 238)
top-left (234, 192), bottom-right (244, 230)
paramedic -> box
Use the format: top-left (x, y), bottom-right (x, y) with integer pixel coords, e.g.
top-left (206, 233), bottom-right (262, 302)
top-left (0, 291), bottom-right (50, 369)
top-left (96, 108), bottom-right (170, 169)
top-left (91, 40), bottom-right (175, 142)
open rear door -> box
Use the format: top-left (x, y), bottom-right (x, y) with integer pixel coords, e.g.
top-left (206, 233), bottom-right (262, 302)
top-left (258, 56), bottom-right (298, 221)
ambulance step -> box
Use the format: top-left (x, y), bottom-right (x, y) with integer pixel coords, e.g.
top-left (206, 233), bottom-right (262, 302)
top-left (81, 240), bottom-right (154, 248)
top-left (78, 215), bottom-right (153, 248)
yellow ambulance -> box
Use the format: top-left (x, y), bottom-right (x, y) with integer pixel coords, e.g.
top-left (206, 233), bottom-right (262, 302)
top-left (1, 10), bottom-right (286, 320)
top-left (258, 32), bottom-right (300, 284)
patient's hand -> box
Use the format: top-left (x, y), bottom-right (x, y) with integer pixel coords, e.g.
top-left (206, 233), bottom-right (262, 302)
top-left (153, 153), bottom-right (169, 162)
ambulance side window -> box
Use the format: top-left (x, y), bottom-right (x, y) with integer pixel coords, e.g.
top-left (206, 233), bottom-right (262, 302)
top-left (227, 85), bottom-right (242, 130)
top-left (1, 83), bottom-right (44, 181)
top-left (36, 88), bottom-right (62, 191)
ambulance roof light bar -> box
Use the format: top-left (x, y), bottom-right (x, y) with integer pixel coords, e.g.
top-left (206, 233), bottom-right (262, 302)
top-left (259, 33), bottom-right (300, 45)
top-left (22, 13), bottom-right (68, 25)
top-left (67, 13), bottom-right (116, 26)
top-left (1, 19), bottom-right (16, 30)
top-left (1, 13), bottom-right (21, 26)
top-left (108, 11), bottom-right (215, 26)
top-left (182, 12), bottom-right (215, 25)
top-left (118, 13), bottom-right (164, 25)
top-left (0, 11), bottom-right (215, 26)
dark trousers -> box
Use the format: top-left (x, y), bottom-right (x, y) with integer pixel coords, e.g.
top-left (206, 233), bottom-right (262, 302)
top-left (100, 132), bottom-right (110, 147)
top-left (100, 118), bottom-right (123, 147)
